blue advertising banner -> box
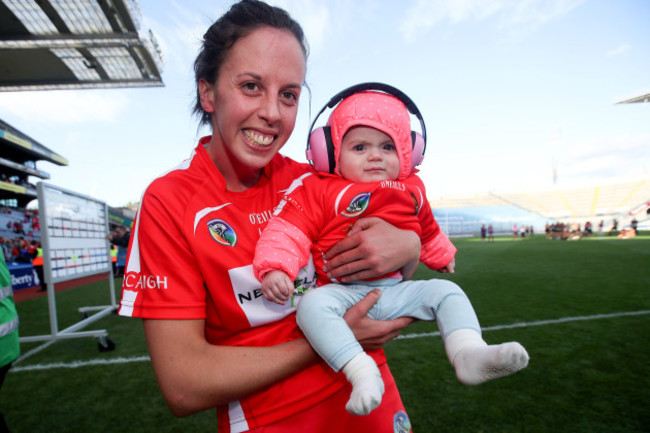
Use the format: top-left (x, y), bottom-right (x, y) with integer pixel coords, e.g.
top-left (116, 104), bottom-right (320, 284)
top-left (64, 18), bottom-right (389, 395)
top-left (7, 263), bottom-right (39, 291)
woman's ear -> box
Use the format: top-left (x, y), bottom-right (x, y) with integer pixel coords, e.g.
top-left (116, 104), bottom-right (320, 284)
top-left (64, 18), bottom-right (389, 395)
top-left (198, 78), bottom-right (215, 113)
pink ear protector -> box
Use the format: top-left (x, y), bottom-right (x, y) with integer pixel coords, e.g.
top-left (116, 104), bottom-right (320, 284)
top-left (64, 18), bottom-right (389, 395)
top-left (306, 82), bottom-right (427, 174)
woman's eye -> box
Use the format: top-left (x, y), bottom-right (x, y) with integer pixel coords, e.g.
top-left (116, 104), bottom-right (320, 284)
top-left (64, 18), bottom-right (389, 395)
top-left (243, 82), bottom-right (259, 92)
top-left (281, 90), bottom-right (299, 104)
top-left (283, 91), bottom-right (297, 100)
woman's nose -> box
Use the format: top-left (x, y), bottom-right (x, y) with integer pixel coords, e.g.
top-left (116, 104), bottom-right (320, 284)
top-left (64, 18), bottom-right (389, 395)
top-left (259, 95), bottom-right (281, 124)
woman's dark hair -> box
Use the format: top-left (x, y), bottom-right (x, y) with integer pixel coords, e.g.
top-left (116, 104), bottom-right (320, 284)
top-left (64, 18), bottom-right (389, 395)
top-left (193, 0), bottom-right (309, 126)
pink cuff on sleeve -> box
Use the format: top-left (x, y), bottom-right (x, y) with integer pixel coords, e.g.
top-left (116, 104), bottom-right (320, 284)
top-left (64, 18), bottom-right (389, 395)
top-left (253, 217), bottom-right (312, 282)
top-left (421, 233), bottom-right (457, 270)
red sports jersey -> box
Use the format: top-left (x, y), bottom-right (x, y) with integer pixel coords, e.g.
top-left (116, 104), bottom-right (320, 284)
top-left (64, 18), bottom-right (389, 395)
top-left (254, 172), bottom-right (456, 286)
top-left (118, 138), bottom-right (389, 431)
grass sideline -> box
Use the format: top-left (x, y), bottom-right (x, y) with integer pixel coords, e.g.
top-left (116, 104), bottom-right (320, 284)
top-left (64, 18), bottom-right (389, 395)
top-left (3, 234), bottom-right (650, 432)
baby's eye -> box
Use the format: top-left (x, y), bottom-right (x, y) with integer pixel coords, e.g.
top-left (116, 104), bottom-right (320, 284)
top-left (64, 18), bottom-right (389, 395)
top-left (353, 144), bottom-right (365, 152)
top-left (383, 143), bottom-right (396, 151)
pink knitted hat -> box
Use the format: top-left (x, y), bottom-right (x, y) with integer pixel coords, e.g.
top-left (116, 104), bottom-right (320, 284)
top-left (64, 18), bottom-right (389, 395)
top-left (328, 91), bottom-right (413, 180)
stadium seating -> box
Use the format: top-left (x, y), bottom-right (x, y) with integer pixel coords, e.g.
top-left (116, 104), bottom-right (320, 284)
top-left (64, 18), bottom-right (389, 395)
top-left (429, 178), bottom-right (650, 236)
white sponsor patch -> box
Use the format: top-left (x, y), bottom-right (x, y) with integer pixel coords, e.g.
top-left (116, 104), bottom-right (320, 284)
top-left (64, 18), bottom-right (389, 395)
top-left (228, 264), bottom-right (295, 327)
top-left (228, 259), bottom-right (316, 327)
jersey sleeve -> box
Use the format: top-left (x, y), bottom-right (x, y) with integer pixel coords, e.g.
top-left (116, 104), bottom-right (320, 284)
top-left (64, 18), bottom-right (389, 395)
top-left (411, 177), bottom-right (457, 270)
top-left (119, 179), bottom-right (207, 319)
top-left (274, 173), bottom-right (325, 238)
top-left (253, 173), bottom-right (326, 281)
top-left (253, 216), bottom-right (312, 281)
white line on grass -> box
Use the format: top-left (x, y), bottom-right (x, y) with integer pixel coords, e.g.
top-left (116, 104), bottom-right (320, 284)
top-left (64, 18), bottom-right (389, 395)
top-left (396, 309), bottom-right (650, 340)
top-left (11, 356), bottom-right (151, 372)
top-left (11, 310), bottom-right (650, 373)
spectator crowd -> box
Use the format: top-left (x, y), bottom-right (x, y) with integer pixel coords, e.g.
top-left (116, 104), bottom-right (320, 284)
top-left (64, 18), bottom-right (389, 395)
top-left (1, 207), bottom-right (41, 264)
top-left (543, 218), bottom-right (640, 240)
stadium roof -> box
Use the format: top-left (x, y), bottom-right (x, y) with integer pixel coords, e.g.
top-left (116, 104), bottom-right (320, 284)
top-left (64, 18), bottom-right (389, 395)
top-left (0, 0), bottom-right (164, 91)
top-left (616, 91), bottom-right (650, 104)
top-left (0, 118), bottom-right (67, 166)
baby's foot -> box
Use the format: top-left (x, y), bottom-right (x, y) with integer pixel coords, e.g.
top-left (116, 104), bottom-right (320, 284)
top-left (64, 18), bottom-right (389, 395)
top-left (345, 374), bottom-right (385, 416)
top-left (342, 352), bottom-right (385, 415)
top-left (453, 342), bottom-right (529, 385)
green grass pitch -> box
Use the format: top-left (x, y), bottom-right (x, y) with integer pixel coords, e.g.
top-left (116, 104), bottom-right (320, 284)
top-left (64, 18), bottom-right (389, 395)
top-left (3, 234), bottom-right (649, 432)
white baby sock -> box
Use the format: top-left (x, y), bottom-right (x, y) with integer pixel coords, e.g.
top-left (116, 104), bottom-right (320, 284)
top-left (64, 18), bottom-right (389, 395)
top-left (444, 329), bottom-right (529, 385)
top-left (341, 352), bottom-right (385, 416)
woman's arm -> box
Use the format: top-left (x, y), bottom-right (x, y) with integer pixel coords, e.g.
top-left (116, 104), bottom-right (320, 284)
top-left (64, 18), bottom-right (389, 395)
top-left (144, 290), bottom-right (410, 417)
top-left (143, 318), bottom-right (319, 417)
top-left (322, 217), bottom-right (421, 282)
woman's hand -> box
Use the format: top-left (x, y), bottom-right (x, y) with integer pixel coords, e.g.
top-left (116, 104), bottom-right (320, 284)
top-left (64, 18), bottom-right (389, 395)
top-left (343, 289), bottom-right (414, 350)
top-left (323, 217), bottom-right (421, 282)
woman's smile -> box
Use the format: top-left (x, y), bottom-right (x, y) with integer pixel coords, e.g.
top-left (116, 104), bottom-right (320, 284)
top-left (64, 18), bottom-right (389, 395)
top-left (243, 129), bottom-right (276, 148)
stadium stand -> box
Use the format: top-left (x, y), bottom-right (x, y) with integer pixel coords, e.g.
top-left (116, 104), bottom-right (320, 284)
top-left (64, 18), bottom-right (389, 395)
top-left (429, 178), bottom-right (650, 236)
top-left (0, 118), bottom-right (67, 209)
top-left (491, 179), bottom-right (650, 221)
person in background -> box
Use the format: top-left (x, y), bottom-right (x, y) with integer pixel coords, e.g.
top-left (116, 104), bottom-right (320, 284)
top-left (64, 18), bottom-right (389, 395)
top-left (32, 242), bottom-right (45, 292)
top-left (107, 225), bottom-right (130, 249)
top-left (117, 1), bottom-right (420, 431)
top-left (0, 252), bottom-right (19, 432)
top-left (110, 245), bottom-right (118, 276)
top-left (107, 225), bottom-right (130, 277)
top-left (0, 238), bottom-right (10, 263)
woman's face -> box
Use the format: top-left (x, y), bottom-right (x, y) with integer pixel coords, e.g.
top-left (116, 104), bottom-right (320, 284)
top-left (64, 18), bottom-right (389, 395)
top-left (200, 26), bottom-right (306, 180)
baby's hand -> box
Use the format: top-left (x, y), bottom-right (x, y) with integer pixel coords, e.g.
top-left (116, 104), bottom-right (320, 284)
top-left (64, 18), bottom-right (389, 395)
top-left (438, 258), bottom-right (455, 274)
top-left (261, 270), bottom-right (294, 305)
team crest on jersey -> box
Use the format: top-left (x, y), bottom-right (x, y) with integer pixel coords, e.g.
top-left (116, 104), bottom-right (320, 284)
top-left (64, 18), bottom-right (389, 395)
top-left (341, 192), bottom-right (371, 217)
top-left (207, 218), bottom-right (237, 247)
top-left (393, 410), bottom-right (412, 433)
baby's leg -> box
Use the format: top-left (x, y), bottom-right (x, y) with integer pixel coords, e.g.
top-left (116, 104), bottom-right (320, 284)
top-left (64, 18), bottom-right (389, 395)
top-left (296, 285), bottom-right (385, 415)
top-left (375, 279), bottom-right (529, 385)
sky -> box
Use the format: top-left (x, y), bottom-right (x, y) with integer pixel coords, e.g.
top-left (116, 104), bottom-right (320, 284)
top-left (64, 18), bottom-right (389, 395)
top-left (1, 0), bottom-right (649, 208)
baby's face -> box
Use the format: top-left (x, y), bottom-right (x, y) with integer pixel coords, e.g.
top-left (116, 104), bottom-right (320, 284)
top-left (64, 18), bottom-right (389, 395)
top-left (338, 126), bottom-right (400, 183)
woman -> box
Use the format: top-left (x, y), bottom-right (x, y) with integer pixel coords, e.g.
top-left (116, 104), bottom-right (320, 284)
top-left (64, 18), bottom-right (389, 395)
top-left (118, 1), bottom-right (420, 431)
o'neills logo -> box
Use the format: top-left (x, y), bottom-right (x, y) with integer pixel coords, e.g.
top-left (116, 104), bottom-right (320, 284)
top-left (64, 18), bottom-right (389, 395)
top-left (341, 192), bottom-right (371, 217)
top-left (207, 218), bottom-right (237, 246)
top-left (123, 272), bottom-right (168, 289)
top-left (380, 180), bottom-right (406, 191)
